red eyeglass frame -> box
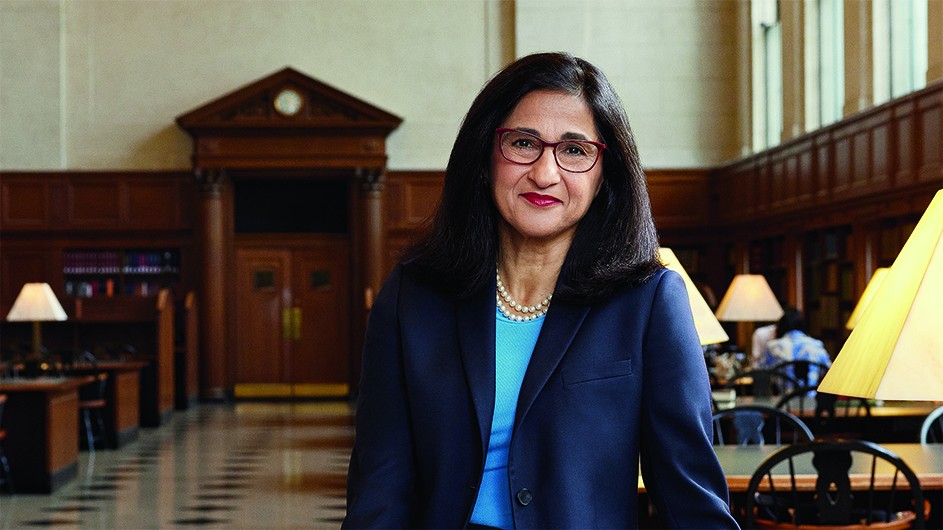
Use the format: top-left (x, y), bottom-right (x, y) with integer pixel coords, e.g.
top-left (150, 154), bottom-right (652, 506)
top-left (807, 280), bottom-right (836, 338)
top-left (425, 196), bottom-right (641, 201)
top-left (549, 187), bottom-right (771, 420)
top-left (495, 127), bottom-right (607, 173)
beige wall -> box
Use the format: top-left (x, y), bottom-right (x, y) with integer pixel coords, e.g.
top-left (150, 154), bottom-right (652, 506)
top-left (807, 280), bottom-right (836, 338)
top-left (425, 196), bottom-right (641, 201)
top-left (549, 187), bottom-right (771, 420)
top-left (0, 0), bottom-right (746, 171)
top-left (516, 0), bottom-right (744, 168)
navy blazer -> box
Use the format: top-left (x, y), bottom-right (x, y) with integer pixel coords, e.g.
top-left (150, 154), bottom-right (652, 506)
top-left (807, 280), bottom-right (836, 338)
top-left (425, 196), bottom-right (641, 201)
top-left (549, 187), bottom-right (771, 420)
top-left (345, 264), bottom-right (738, 529)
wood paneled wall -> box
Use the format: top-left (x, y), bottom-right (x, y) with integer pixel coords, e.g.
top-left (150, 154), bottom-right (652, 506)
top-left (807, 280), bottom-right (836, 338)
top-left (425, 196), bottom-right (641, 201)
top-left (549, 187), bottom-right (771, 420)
top-left (1, 171), bottom-right (194, 231)
top-left (714, 81), bottom-right (943, 231)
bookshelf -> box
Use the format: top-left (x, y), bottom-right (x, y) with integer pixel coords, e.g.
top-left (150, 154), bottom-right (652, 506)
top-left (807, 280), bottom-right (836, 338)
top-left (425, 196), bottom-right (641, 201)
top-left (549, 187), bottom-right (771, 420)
top-left (803, 226), bottom-right (854, 357)
top-left (63, 248), bottom-right (181, 298)
top-left (748, 236), bottom-right (787, 303)
top-left (877, 216), bottom-right (919, 268)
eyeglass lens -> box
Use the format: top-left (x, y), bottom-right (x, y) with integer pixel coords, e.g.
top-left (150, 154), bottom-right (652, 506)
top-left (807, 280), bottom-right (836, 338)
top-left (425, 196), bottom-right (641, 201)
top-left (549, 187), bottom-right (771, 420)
top-left (499, 130), bottom-right (601, 173)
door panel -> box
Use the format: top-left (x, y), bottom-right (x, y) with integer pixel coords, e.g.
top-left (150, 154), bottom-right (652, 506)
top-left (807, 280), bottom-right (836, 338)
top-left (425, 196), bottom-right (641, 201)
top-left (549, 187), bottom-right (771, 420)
top-left (291, 245), bottom-right (350, 387)
top-left (235, 249), bottom-right (291, 385)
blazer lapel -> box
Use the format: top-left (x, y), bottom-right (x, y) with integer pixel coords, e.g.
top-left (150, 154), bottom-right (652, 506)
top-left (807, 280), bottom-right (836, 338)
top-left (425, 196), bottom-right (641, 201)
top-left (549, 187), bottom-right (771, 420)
top-left (457, 283), bottom-right (497, 452)
top-left (515, 300), bottom-right (590, 428)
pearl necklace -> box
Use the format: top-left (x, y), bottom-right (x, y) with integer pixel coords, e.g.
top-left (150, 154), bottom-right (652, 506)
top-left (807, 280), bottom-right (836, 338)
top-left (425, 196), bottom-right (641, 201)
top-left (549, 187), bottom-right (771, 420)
top-left (496, 270), bottom-right (552, 322)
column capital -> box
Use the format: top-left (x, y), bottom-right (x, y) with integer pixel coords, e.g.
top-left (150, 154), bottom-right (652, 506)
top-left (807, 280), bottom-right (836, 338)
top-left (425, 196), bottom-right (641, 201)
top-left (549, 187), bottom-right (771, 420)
top-left (355, 167), bottom-right (385, 193)
top-left (195, 168), bottom-right (227, 196)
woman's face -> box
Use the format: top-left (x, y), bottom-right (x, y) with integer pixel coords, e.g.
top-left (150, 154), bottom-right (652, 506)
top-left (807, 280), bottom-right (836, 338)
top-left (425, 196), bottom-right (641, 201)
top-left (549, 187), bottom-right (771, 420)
top-left (491, 90), bottom-right (604, 247)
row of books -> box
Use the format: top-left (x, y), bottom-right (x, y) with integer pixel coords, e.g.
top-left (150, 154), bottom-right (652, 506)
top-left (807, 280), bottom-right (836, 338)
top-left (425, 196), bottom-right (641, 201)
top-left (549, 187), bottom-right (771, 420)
top-left (65, 279), bottom-right (175, 298)
top-left (64, 250), bottom-right (179, 274)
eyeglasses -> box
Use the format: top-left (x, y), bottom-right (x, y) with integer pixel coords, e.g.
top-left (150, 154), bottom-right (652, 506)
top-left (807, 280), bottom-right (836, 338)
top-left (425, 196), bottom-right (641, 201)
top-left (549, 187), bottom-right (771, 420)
top-left (496, 128), bottom-right (606, 173)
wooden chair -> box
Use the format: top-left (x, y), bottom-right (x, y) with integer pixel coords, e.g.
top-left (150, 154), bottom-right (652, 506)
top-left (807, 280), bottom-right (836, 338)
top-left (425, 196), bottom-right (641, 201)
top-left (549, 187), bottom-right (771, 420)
top-left (78, 372), bottom-right (109, 451)
top-left (919, 405), bottom-right (943, 444)
top-left (771, 359), bottom-right (832, 389)
top-left (712, 405), bottom-right (814, 446)
top-left (776, 388), bottom-right (872, 440)
top-left (744, 439), bottom-right (926, 529)
top-left (0, 394), bottom-right (12, 493)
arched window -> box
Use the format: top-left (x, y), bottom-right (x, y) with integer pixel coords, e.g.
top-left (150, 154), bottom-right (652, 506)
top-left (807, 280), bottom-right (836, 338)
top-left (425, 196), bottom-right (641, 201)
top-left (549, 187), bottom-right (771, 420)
top-left (873, 0), bottom-right (928, 104)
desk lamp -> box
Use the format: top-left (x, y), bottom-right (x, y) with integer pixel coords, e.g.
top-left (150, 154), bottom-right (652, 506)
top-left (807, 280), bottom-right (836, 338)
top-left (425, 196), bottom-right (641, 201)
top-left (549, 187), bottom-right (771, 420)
top-left (714, 274), bottom-right (785, 363)
top-left (844, 267), bottom-right (889, 330)
top-left (5, 283), bottom-right (68, 360)
top-left (659, 248), bottom-right (729, 345)
top-left (819, 190), bottom-right (943, 401)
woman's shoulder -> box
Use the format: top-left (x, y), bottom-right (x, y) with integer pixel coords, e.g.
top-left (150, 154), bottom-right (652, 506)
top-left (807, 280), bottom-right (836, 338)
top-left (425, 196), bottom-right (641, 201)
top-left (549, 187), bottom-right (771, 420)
top-left (593, 266), bottom-right (675, 308)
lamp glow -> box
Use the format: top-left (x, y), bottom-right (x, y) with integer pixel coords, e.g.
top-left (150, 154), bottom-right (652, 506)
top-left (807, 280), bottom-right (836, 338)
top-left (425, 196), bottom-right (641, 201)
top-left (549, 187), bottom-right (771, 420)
top-left (660, 248), bottom-right (729, 345)
top-left (844, 267), bottom-right (889, 330)
top-left (714, 274), bottom-right (784, 322)
top-left (818, 190), bottom-right (943, 400)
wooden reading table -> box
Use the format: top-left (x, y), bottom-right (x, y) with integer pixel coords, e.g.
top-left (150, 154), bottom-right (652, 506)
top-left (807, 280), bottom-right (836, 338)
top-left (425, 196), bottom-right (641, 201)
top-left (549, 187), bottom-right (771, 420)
top-left (0, 375), bottom-right (94, 493)
top-left (66, 360), bottom-right (148, 448)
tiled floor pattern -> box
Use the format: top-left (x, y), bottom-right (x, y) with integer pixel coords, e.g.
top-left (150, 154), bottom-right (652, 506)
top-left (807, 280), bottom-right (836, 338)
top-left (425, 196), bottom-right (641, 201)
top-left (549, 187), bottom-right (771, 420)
top-left (0, 402), bottom-right (354, 529)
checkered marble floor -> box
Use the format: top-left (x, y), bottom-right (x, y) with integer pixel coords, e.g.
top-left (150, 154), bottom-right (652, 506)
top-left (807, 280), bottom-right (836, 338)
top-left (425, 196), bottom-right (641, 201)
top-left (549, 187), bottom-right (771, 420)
top-left (0, 402), bottom-right (354, 529)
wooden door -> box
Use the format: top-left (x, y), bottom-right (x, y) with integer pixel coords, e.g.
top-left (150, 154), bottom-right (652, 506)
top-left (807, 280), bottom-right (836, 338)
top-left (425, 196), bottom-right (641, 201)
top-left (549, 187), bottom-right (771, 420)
top-left (290, 244), bottom-right (350, 396)
top-left (234, 243), bottom-right (350, 397)
top-left (234, 249), bottom-right (292, 392)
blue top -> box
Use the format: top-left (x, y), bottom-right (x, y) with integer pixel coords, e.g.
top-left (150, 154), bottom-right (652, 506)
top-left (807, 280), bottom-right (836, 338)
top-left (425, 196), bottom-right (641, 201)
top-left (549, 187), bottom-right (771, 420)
top-left (469, 308), bottom-right (544, 529)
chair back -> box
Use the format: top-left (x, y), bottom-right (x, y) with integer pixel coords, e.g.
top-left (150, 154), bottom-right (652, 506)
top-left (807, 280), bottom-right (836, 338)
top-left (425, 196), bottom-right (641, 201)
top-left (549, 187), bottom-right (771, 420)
top-left (774, 385), bottom-right (820, 416)
top-left (745, 439), bottom-right (925, 529)
top-left (919, 405), bottom-right (943, 444)
top-left (78, 372), bottom-right (108, 404)
top-left (771, 359), bottom-right (831, 389)
top-left (712, 405), bottom-right (814, 446)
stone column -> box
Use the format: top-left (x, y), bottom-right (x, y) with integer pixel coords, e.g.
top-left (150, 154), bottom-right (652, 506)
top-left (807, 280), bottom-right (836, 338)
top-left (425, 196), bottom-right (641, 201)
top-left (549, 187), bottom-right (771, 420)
top-left (781, 0), bottom-right (805, 141)
top-left (929, 0), bottom-right (943, 84)
top-left (356, 168), bottom-right (384, 310)
top-left (196, 168), bottom-right (227, 400)
top-left (844, 0), bottom-right (873, 115)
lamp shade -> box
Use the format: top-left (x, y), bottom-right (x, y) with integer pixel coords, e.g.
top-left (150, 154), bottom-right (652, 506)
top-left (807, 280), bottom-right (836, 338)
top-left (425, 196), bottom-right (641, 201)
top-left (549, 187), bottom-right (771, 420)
top-left (818, 190), bottom-right (943, 400)
top-left (5, 282), bottom-right (68, 322)
top-left (844, 267), bottom-right (889, 330)
top-left (659, 248), bottom-right (729, 345)
top-left (714, 274), bottom-right (784, 322)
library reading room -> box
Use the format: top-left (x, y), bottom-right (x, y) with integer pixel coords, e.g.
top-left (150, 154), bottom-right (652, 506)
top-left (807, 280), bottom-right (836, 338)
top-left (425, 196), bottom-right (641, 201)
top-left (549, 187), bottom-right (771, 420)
top-left (2, 1), bottom-right (943, 529)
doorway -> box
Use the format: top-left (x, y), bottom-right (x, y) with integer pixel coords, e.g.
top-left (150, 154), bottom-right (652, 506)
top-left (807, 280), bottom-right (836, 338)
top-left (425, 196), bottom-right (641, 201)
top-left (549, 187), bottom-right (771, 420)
top-left (231, 177), bottom-right (352, 398)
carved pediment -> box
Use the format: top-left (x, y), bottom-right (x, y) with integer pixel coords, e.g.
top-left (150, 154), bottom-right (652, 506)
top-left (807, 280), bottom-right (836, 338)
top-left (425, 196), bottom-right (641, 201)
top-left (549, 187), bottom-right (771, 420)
top-left (176, 67), bottom-right (402, 132)
top-left (176, 67), bottom-right (402, 170)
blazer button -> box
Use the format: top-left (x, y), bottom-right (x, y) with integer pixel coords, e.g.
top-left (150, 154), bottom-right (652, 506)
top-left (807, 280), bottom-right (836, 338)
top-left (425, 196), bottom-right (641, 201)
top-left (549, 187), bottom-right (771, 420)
top-left (516, 488), bottom-right (533, 506)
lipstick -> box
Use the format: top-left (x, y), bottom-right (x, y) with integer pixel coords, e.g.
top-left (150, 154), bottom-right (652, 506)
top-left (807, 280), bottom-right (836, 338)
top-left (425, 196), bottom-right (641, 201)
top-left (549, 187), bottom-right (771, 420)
top-left (521, 192), bottom-right (561, 207)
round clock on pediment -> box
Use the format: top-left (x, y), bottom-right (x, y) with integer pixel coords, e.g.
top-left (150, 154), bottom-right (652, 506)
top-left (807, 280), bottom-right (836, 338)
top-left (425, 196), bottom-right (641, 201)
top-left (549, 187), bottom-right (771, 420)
top-left (273, 88), bottom-right (304, 117)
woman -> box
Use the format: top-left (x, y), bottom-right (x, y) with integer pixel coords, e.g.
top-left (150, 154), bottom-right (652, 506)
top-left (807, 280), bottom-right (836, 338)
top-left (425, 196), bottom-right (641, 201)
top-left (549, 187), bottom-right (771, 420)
top-left (344, 52), bottom-right (737, 529)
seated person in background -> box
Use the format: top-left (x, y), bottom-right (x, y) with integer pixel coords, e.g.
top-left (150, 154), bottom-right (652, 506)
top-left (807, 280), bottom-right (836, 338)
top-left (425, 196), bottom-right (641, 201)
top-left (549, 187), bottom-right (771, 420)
top-left (759, 307), bottom-right (832, 387)
top-left (751, 323), bottom-right (776, 368)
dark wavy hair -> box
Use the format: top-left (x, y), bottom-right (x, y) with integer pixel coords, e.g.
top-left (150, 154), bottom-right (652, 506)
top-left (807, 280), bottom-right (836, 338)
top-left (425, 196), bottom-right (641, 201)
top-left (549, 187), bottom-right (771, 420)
top-left (403, 52), bottom-right (662, 304)
top-left (776, 307), bottom-right (807, 338)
